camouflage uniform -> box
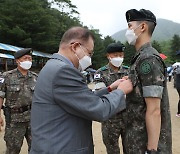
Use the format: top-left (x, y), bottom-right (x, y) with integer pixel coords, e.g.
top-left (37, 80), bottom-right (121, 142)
top-left (94, 64), bottom-right (128, 154)
top-left (124, 43), bottom-right (172, 154)
top-left (0, 68), bottom-right (37, 154)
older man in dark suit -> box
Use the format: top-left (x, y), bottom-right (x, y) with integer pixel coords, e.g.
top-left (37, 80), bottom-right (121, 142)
top-left (30, 26), bottom-right (133, 154)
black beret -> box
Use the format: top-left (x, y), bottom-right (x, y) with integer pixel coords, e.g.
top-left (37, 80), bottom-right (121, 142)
top-left (106, 43), bottom-right (125, 53)
top-left (14, 48), bottom-right (33, 59)
top-left (126, 9), bottom-right (156, 25)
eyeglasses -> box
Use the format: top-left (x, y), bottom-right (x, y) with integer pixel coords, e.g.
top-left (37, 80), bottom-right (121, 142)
top-left (79, 44), bottom-right (94, 57)
top-left (71, 42), bottom-right (94, 57)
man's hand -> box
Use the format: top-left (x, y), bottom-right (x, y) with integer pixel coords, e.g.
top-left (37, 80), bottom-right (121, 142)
top-left (0, 116), bottom-right (4, 131)
top-left (109, 79), bottom-right (125, 91)
top-left (117, 79), bottom-right (133, 94)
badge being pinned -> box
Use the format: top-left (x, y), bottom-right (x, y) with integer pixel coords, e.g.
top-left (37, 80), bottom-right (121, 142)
top-left (140, 61), bottom-right (151, 74)
top-left (94, 73), bottom-right (101, 79)
top-left (0, 77), bottom-right (4, 83)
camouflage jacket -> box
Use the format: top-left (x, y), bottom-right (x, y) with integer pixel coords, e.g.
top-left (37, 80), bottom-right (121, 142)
top-left (0, 68), bottom-right (37, 122)
top-left (94, 64), bottom-right (128, 88)
top-left (125, 43), bottom-right (172, 153)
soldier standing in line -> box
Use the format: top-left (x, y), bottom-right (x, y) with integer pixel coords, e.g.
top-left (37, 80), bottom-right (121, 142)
top-left (0, 48), bottom-right (38, 154)
top-left (94, 43), bottom-right (128, 154)
top-left (124, 9), bottom-right (172, 154)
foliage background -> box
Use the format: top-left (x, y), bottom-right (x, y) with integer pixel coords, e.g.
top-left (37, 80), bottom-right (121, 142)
top-left (0, 0), bottom-right (179, 69)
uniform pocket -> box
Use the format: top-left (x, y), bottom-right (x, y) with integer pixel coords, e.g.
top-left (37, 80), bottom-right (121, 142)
top-left (7, 84), bottom-right (21, 101)
top-left (8, 84), bottom-right (21, 92)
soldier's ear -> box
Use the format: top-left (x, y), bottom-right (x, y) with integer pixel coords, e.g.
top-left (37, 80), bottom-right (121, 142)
top-left (70, 42), bottom-right (80, 53)
top-left (141, 22), bottom-right (146, 32)
top-left (15, 59), bottom-right (20, 64)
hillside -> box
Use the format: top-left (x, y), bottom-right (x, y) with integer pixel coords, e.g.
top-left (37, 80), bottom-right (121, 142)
top-left (111, 19), bottom-right (180, 42)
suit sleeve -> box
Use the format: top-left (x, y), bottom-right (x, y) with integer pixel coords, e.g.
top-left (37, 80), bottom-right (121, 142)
top-left (94, 88), bottom-right (109, 96)
top-left (52, 66), bottom-right (126, 122)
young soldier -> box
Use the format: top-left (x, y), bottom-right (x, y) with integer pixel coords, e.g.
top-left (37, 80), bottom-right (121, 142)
top-left (124, 9), bottom-right (172, 154)
top-left (94, 43), bottom-right (128, 154)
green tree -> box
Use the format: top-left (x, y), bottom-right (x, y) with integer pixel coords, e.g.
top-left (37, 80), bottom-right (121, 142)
top-left (169, 34), bottom-right (180, 62)
top-left (123, 42), bottom-right (136, 66)
top-left (90, 28), bottom-right (104, 69)
top-left (152, 40), bottom-right (161, 53)
top-left (171, 34), bottom-right (180, 52)
top-left (0, 0), bottom-right (80, 53)
top-left (49, 0), bottom-right (79, 15)
top-left (103, 36), bottom-right (116, 47)
top-left (159, 40), bottom-right (173, 65)
top-left (91, 34), bottom-right (116, 69)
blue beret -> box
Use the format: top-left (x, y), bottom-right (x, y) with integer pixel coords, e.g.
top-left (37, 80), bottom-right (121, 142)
top-left (126, 9), bottom-right (156, 25)
top-left (106, 43), bottom-right (125, 53)
top-left (14, 48), bottom-right (33, 59)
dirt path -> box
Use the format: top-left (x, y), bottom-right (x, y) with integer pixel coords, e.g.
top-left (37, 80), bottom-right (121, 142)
top-left (0, 82), bottom-right (179, 154)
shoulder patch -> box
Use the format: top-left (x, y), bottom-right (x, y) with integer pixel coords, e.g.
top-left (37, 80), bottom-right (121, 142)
top-left (140, 61), bottom-right (152, 74)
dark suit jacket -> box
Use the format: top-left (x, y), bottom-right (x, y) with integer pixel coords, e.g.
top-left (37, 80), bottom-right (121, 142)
top-left (30, 53), bottom-right (126, 154)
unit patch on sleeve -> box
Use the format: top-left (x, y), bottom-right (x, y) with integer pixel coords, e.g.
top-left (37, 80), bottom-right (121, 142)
top-left (140, 61), bottom-right (152, 74)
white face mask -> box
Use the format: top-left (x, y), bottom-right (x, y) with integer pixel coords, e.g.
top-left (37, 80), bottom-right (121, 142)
top-left (79, 55), bottom-right (92, 71)
top-left (125, 29), bottom-right (138, 45)
top-left (19, 61), bottom-right (32, 70)
top-left (110, 57), bottom-right (124, 67)
top-left (75, 46), bottom-right (92, 72)
top-left (125, 24), bottom-right (142, 45)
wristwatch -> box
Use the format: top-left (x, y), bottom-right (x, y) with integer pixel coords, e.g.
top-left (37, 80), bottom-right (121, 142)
top-left (107, 86), bottom-right (112, 92)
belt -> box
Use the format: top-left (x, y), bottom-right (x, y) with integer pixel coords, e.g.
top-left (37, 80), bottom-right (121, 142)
top-left (10, 105), bottom-right (31, 114)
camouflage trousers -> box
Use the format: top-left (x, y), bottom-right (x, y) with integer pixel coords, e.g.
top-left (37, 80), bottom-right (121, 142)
top-left (4, 121), bottom-right (31, 154)
top-left (101, 111), bottom-right (127, 154)
top-left (123, 125), bottom-right (172, 154)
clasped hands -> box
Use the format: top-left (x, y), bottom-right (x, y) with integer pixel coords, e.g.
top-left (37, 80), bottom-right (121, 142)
top-left (109, 76), bottom-right (133, 94)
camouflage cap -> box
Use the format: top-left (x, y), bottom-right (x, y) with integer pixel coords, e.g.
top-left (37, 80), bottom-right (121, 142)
top-left (126, 9), bottom-right (156, 25)
top-left (14, 48), bottom-right (33, 59)
top-left (106, 43), bottom-right (125, 53)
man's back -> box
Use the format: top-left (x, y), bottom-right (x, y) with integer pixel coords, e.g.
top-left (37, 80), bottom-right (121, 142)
top-left (31, 53), bottom-right (127, 154)
top-left (31, 54), bottom-right (94, 153)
